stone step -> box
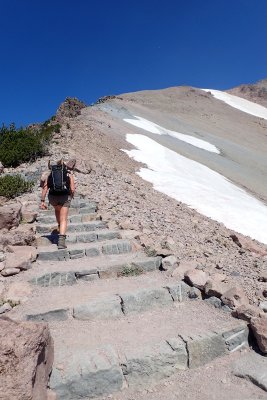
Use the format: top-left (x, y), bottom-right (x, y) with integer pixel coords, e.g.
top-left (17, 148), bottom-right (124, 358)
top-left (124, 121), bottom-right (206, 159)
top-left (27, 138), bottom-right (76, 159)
top-left (9, 268), bottom-right (249, 399)
top-left (38, 206), bottom-right (97, 216)
top-left (48, 313), bottom-right (248, 400)
top-left (37, 212), bottom-right (99, 224)
top-left (36, 229), bottom-right (122, 247)
top-left (37, 238), bottom-right (137, 261)
top-left (36, 220), bottom-right (107, 234)
top-left (30, 255), bottom-right (162, 287)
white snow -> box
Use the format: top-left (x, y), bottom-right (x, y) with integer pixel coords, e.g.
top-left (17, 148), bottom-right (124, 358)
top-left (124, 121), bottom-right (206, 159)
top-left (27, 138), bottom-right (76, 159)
top-left (123, 116), bottom-right (220, 154)
top-left (123, 134), bottom-right (267, 244)
top-left (202, 89), bottom-right (267, 120)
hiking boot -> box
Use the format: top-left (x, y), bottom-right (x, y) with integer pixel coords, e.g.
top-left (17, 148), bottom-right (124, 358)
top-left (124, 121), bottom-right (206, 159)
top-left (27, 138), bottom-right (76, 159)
top-left (58, 234), bottom-right (67, 249)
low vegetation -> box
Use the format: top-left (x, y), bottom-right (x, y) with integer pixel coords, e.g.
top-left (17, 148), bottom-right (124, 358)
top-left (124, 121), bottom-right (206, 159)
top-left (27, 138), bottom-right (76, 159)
top-left (0, 174), bottom-right (34, 198)
top-left (0, 121), bottom-right (61, 168)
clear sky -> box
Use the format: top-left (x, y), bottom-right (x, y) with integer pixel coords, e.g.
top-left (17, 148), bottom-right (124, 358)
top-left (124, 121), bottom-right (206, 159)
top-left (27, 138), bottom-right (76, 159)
top-left (1, 0), bottom-right (267, 126)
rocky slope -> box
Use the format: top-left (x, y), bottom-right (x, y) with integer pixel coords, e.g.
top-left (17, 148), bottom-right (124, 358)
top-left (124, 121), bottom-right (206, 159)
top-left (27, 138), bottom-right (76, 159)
top-left (227, 78), bottom-right (267, 108)
top-left (41, 88), bottom-right (267, 307)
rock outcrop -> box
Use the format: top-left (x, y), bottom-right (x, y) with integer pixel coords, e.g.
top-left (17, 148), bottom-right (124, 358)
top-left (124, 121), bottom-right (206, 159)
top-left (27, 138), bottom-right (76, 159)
top-left (0, 317), bottom-right (54, 400)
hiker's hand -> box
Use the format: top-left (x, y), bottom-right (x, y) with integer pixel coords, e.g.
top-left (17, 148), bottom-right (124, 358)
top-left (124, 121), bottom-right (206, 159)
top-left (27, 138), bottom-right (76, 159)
top-left (40, 201), bottom-right (48, 210)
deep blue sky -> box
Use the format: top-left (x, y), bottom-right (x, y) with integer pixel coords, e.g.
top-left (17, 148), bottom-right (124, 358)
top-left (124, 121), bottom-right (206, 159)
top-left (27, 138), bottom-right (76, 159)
top-left (1, 0), bottom-right (267, 126)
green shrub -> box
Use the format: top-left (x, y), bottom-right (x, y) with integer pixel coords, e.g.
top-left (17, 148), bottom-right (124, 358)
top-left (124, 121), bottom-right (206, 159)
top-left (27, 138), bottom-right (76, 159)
top-left (0, 174), bottom-right (34, 198)
top-left (0, 122), bottom-right (59, 167)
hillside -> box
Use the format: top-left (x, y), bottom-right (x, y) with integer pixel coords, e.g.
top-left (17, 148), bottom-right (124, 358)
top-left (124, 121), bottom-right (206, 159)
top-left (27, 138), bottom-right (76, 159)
top-left (227, 78), bottom-right (267, 108)
top-left (1, 83), bottom-right (267, 400)
top-left (43, 85), bottom-right (267, 305)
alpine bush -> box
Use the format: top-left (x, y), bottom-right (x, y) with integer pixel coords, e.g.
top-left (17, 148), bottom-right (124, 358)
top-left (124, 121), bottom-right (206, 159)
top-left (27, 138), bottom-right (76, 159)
top-left (0, 122), bottom-right (60, 168)
top-left (0, 174), bottom-right (34, 198)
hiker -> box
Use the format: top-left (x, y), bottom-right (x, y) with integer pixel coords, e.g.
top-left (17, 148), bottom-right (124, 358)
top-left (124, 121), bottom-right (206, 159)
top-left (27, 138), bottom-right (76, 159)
top-left (40, 159), bottom-right (75, 249)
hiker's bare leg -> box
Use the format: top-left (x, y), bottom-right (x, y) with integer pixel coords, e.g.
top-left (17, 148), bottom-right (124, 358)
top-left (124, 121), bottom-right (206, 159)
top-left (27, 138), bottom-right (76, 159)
top-left (59, 206), bottom-right (69, 235)
top-left (54, 206), bottom-right (61, 227)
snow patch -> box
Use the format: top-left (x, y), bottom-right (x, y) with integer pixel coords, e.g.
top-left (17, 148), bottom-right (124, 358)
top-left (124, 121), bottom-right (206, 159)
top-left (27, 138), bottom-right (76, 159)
top-left (123, 134), bottom-right (267, 245)
top-left (123, 116), bottom-right (220, 154)
top-left (202, 89), bottom-right (267, 120)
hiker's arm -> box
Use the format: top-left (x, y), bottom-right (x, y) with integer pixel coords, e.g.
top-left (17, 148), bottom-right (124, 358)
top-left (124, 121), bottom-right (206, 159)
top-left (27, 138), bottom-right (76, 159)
top-left (69, 174), bottom-right (75, 197)
top-left (40, 180), bottom-right (48, 209)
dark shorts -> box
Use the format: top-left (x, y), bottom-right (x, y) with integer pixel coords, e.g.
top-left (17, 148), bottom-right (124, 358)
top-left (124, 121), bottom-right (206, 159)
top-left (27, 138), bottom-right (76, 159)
top-left (48, 193), bottom-right (71, 208)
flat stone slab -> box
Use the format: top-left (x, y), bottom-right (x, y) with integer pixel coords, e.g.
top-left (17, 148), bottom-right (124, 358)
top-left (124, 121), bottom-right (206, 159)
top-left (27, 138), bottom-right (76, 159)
top-left (122, 338), bottom-right (187, 385)
top-left (36, 229), bottom-right (121, 247)
top-left (49, 320), bottom-right (249, 399)
top-left (180, 324), bottom-right (248, 369)
top-left (36, 221), bottom-right (107, 234)
top-left (38, 206), bottom-right (97, 216)
top-left (73, 295), bottom-right (122, 320)
top-left (50, 346), bottom-right (124, 400)
top-left (26, 308), bottom-right (69, 322)
top-left (232, 351), bottom-right (267, 392)
top-left (30, 257), bottom-right (162, 287)
top-left (120, 287), bottom-right (173, 314)
top-left (37, 213), bottom-right (99, 224)
top-left (37, 240), bottom-right (134, 261)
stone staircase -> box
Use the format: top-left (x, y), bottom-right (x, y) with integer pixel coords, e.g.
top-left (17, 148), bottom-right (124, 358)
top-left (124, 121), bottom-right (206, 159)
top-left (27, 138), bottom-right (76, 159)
top-left (9, 196), bottom-right (249, 400)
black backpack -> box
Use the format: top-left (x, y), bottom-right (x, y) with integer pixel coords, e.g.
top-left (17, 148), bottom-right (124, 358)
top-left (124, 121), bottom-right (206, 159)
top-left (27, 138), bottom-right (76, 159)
top-left (47, 164), bottom-right (70, 195)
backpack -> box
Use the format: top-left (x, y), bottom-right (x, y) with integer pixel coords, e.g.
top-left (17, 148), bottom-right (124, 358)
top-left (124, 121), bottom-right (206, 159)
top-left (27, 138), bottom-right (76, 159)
top-left (47, 164), bottom-right (70, 195)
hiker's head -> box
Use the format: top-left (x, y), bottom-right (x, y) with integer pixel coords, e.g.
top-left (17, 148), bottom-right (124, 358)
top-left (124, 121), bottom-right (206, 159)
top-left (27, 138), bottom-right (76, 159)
top-left (48, 159), bottom-right (64, 169)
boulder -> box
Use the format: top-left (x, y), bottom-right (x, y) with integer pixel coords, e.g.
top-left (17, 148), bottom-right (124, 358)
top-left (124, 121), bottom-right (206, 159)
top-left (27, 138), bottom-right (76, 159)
top-left (221, 286), bottom-right (249, 309)
top-left (1, 268), bottom-right (20, 277)
top-left (0, 161), bottom-right (4, 174)
top-left (232, 304), bottom-right (263, 322)
top-left (0, 317), bottom-right (54, 400)
top-left (4, 281), bottom-right (32, 303)
top-left (250, 314), bottom-right (267, 353)
top-left (74, 159), bottom-right (92, 174)
top-left (184, 269), bottom-right (209, 290)
top-left (161, 255), bottom-right (179, 271)
top-left (21, 205), bottom-right (38, 223)
top-left (0, 225), bottom-right (36, 246)
top-left (204, 273), bottom-right (230, 298)
top-left (0, 203), bottom-right (21, 230)
top-left (230, 233), bottom-right (267, 257)
top-left (259, 301), bottom-right (267, 313)
top-left (5, 246), bottom-right (37, 271)
top-left (259, 271), bottom-right (267, 282)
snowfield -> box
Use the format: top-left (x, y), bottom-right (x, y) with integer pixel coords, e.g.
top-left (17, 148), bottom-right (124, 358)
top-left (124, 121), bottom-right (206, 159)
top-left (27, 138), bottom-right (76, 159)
top-left (123, 116), bottom-right (220, 154)
top-left (202, 89), bottom-right (267, 120)
top-left (123, 134), bottom-right (267, 245)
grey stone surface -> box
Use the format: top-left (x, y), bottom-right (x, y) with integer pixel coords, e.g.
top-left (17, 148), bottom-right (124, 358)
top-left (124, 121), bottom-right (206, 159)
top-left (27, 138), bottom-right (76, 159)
top-left (67, 221), bottom-right (106, 233)
top-left (222, 325), bottom-right (249, 352)
top-left (188, 286), bottom-right (202, 299)
top-left (38, 249), bottom-right (70, 261)
top-left (121, 287), bottom-right (173, 314)
top-left (181, 331), bottom-right (226, 369)
top-left (161, 255), bottom-right (178, 271)
top-left (122, 339), bottom-right (187, 385)
top-left (97, 231), bottom-right (120, 241)
top-left (102, 241), bottom-right (132, 255)
top-left (204, 296), bottom-right (222, 308)
top-left (69, 249), bottom-right (85, 259)
top-left (75, 269), bottom-right (99, 282)
top-left (73, 295), bottom-right (122, 320)
top-left (26, 308), bottom-right (69, 322)
top-left (165, 281), bottom-right (191, 302)
top-left (50, 346), bottom-right (123, 400)
top-left (131, 256), bottom-right (162, 272)
top-left (69, 215), bottom-right (82, 223)
top-left (232, 351), bottom-right (267, 392)
top-left (76, 232), bottom-right (97, 243)
top-left (85, 247), bottom-right (100, 257)
top-left (79, 207), bottom-right (97, 214)
top-left (31, 272), bottom-right (77, 287)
